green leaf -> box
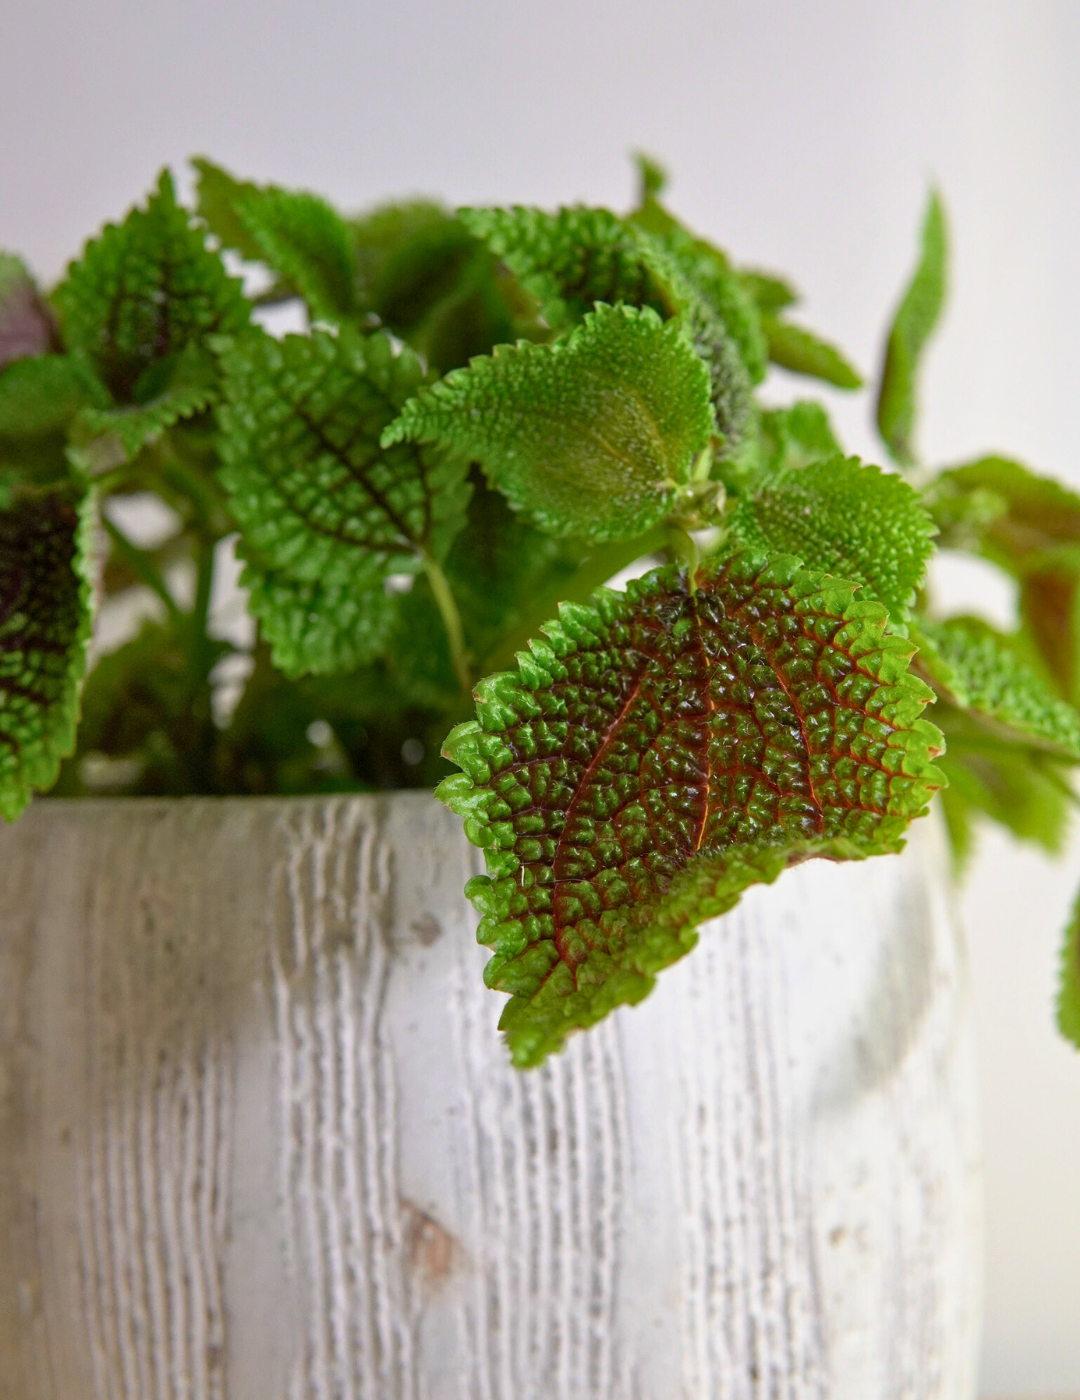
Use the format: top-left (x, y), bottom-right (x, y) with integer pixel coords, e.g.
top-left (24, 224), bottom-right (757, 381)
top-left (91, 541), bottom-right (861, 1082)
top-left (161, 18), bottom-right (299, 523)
top-left (236, 187), bottom-right (358, 323)
top-left (68, 343), bottom-right (219, 470)
top-left (762, 314), bottom-right (863, 389)
top-left (383, 303), bottom-right (715, 543)
top-left (0, 253), bottom-right (57, 368)
top-left (632, 152), bottom-right (669, 201)
top-left (240, 565), bottom-right (398, 680)
top-left (0, 352), bottom-right (108, 439)
top-left (933, 705), bottom-right (1071, 856)
top-left (461, 204), bottom-right (756, 448)
top-left (191, 157), bottom-right (266, 263)
top-left (438, 548), bottom-right (944, 1066)
top-left (740, 269), bottom-right (798, 315)
top-left (758, 401), bottom-right (842, 473)
top-left (1058, 891), bottom-right (1080, 1050)
top-left (458, 205), bottom-right (667, 331)
top-left (729, 455), bottom-right (936, 617)
top-left (0, 486), bottom-right (96, 819)
top-left (876, 190), bottom-right (947, 466)
top-left (54, 170), bottom-right (250, 402)
top-left (933, 457), bottom-right (1080, 699)
top-left (217, 326), bottom-right (469, 675)
top-left (195, 158), bottom-right (359, 322)
top-left (916, 617), bottom-right (1080, 759)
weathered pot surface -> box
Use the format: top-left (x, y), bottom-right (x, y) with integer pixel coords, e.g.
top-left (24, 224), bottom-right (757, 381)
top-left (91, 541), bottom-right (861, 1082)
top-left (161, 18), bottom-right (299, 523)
top-left (0, 794), bottom-right (980, 1400)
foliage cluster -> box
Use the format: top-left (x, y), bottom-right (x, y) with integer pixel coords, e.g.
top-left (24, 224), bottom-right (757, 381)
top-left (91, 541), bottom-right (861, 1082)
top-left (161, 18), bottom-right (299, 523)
top-left (2, 158), bottom-right (1079, 1063)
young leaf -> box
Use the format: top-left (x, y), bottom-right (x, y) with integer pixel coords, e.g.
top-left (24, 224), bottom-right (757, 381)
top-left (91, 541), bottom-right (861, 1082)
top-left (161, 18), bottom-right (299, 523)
top-left (217, 326), bottom-right (469, 675)
top-left (1058, 892), bottom-right (1080, 1050)
top-left (383, 303), bottom-right (715, 543)
top-left (54, 170), bottom-right (249, 402)
top-left (0, 253), bottom-right (57, 367)
top-left (438, 549), bottom-right (944, 1066)
top-left (915, 617), bottom-right (1080, 758)
top-left (877, 190), bottom-right (947, 466)
top-left (0, 486), bottom-right (95, 819)
top-left (762, 315), bottom-right (863, 389)
top-left (729, 455), bottom-right (936, 617)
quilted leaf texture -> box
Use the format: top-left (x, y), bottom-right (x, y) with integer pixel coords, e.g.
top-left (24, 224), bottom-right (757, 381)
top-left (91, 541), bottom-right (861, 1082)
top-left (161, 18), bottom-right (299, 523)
top-left (54, 171), bottom-right (249, 403)
top-left (729, 455), bottom-right (936, 618)
top-left (217, 325), bottom-right (469, 676)
top-left (0, 486), bottom-right (95, 819)
top-left (384, 303), bottom-right (715, 543)
top-left (438, 549), bottom-right (945, 1065)
top-left (457, 204), bottom-right (666, 331)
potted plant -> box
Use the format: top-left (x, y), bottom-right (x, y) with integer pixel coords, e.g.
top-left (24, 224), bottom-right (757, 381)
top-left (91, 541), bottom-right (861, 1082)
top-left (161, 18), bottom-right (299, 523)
top-left (0, 154), bottom-right (1074, 1395)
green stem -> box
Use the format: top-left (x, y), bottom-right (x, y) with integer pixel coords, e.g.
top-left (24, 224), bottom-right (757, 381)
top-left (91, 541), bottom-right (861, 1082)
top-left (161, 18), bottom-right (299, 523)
top-left (483, 524), bottom-right (669, 675)
top-left (423, 553), bottom-right (472, 695)
top-left (102, 517), bottom-right (184, 629)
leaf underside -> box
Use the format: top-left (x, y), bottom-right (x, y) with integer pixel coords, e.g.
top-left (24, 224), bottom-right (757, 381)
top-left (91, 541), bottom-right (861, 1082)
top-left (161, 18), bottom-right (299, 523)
top-left (916, 616), bottom-right (1080, 759)
top-left (438, 549), bottom-right (944, 1066)
top-left (0, 488), bottom-right (95, 819)
top-left (0, 253), bottom-right (57, 368)
top-left (384, 302), bottom-right (714, 543)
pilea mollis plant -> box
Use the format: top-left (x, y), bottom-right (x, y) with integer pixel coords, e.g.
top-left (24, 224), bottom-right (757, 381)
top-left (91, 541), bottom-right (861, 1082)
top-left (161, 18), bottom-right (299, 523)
top-left (2, 155), bottom-right (1080, 1066)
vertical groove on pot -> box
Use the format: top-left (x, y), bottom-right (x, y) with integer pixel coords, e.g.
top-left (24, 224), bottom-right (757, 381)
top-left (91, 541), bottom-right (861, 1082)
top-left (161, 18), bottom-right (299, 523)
top-left (271, 799), bottom-right (415, 1400)
top-left (446, 918), bottom-right (633, 1399)
top-left (69, 816), bottom-right (233, 1400)
top-left (670, 904), bottom-right (825, 1400)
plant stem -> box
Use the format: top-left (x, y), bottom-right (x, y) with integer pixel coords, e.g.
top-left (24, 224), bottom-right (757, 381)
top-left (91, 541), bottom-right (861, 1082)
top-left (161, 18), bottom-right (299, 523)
top-left (667, 524), bottom-right (700, 592)
top-left (423, 553), bottom-right (472, 695)
top-left (482, 524), bottom-right (669, 675)
top-left (102, 517), bottom-right (184, 629)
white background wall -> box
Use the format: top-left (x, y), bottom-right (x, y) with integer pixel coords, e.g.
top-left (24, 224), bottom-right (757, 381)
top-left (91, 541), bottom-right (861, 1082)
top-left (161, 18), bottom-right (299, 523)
top-left (2, 1), bottom-right (1079, 1392)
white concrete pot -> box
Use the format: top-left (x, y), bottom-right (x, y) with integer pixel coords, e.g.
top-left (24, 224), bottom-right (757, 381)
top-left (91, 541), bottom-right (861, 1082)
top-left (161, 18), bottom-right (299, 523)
top-left (0, 795), bottom-right (980, 1400)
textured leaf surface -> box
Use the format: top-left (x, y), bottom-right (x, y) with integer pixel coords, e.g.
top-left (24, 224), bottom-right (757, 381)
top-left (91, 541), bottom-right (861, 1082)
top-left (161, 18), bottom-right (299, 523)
top-left (916, 617), bottom-right (1080, 758)
top-left (461, 203), bottom-right (754, 445)
top-left (218, 326), bottom-right (468, 675)
top-left (1058, 891), bottom-right (1080, 1050)
top-left (729, 455), bottom-right (935, 617)
top-left (385, 303), bottom-right (715, 542)
top-left (0, 254), bottom-right (57, 368)
top-left (877, 190), bottom-right (947, 466)
top-left (0, 487), bottom-right (95, 819)
top-left (54, 171), bottom-right (249, 401)
top-left (235, 186), bottom-right (358, 322)
top-left (438, 549), bottom-right (944, 1065)
top-left (458, 205), bottom-right (666, 331)
top-left (763, 315), bottom-right (863, 389)
top-left (240, 566), bottom-right (398, 679)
